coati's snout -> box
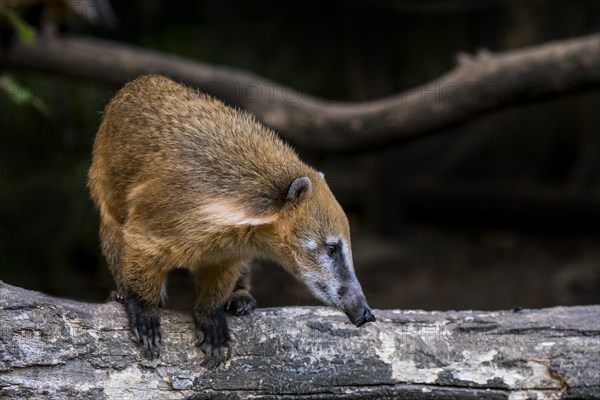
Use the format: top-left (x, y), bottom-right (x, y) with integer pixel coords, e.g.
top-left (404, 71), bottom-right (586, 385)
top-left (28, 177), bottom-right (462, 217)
top-left (356, 308), bottom-right (377, 327)
top-left (303, 260), bottom-right (376, 327)
top-left (339, 286), bottom-right (376, 327)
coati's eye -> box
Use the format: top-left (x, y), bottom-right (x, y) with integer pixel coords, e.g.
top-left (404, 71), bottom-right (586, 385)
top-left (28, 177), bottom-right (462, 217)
top-left (326, 243), bottom-right (340, 256)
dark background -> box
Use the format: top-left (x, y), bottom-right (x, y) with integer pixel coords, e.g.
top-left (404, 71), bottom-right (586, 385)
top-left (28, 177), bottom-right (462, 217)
top-left (1, 0), bottom-right (599, 310)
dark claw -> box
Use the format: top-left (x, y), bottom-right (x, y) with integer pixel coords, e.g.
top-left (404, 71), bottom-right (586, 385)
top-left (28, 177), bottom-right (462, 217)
top-left (124, 294), bottom-right (162, 359)
top-left (110, 290), bottom-right (125, 303)
top-left (200, 345), bottom-right (228, 369)
top-left (225, 293), bottom-right (256, 316)
top-left (201, 354), bottom-right (220, 369)
top-left (195, 308), bottom-right (231, 369)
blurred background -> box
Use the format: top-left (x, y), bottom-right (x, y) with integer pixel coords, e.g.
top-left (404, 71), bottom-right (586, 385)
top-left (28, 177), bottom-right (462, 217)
top-left (0, 0), bottom-right (599, 311)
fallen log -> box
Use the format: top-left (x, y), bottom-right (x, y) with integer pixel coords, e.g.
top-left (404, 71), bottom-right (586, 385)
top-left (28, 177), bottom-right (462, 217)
top-left (0, 281), bottom-right (598, 399)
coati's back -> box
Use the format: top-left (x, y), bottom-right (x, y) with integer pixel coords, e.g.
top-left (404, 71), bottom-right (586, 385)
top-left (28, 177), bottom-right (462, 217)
top-left (89, 74), bottom-right (312, 226)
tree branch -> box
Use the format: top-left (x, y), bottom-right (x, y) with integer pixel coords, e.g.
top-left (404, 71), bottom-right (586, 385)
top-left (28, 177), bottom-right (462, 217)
top-left (1, 282), bottom-right (598, 399)
top-left (0, 34), bottom-right (598, 152)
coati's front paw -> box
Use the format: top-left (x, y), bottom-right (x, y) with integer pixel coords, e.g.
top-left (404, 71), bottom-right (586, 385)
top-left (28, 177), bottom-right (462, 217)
top-left (194, 309), bottom-right (231, 369)
top-left (124, 294), bottom-right (162, 359)
top-left (225, 292), bottom-right (256, 316)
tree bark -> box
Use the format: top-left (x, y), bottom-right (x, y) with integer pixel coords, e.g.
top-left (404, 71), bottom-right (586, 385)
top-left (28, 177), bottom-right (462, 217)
top-left (0, 282), bottom-right (598, 399)
top-left (1, 33), bottom-right (598, 152)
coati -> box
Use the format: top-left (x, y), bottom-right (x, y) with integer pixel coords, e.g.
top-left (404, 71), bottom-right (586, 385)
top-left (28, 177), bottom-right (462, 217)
top-left (88, 75), bottom-right (375, 368)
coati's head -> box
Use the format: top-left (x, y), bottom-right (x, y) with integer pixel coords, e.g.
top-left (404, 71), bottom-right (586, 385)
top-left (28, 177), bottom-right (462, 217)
top-left (269, 173), bottom-right (376, 327)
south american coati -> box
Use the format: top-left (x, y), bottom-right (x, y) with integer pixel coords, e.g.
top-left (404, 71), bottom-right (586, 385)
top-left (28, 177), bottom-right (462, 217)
top-left (88, 75), bottom-right (375, 368)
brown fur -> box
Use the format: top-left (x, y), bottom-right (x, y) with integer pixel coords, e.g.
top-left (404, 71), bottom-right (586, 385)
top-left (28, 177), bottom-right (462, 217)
top-left (88, 75), bottom-right (370, 364)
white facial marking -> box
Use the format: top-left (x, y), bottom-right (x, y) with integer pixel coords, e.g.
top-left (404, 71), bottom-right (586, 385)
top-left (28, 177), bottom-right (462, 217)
top-left (326, 235), bottom-right (341, 244)
top-left (302, 271), bottom-right (341, 308)
top-left (302, 239), bottom-right (318, 250)
top-left (339, 238), bottom-right (355, 272)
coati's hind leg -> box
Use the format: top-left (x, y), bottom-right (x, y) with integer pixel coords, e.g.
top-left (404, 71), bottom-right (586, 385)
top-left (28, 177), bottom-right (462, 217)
top-left (194, 262), bottom-right (245, 369)
top-left (120, 238), bottom-right (168, 360)
top-left (225, 263), bottom-right (256, 316)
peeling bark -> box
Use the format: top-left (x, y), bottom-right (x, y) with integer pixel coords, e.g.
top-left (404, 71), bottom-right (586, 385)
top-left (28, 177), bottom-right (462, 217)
top-left (0, 34), bottom-right (598, 152)
top-left (0, 282), bottom-right (598, 399)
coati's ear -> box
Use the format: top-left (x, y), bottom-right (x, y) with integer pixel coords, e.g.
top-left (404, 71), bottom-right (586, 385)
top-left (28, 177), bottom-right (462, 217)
top-left (286, 177), bottom-right (312, 203)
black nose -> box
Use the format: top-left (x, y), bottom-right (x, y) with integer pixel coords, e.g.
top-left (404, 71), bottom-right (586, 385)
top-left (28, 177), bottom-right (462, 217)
top-left (355, 308), bottom-right (376, 327)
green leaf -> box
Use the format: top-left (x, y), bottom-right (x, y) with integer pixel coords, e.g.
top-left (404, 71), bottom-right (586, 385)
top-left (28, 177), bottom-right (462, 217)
top-left (0, 75), bottom-right (51, 116)
top-left (2, 11), bottom-right (37, 44)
